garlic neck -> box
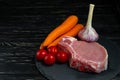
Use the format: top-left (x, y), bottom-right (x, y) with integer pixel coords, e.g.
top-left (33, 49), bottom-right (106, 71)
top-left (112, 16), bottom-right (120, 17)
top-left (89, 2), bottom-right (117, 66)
top-left (86, 4), bottom-right (95, 29)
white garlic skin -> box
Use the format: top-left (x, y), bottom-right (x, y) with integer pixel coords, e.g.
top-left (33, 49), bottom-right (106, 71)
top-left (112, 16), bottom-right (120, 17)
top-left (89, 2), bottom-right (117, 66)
top-left (78, 27), bottom-right (99, 42)
top-left (78, 4), bottom-right (99, 42)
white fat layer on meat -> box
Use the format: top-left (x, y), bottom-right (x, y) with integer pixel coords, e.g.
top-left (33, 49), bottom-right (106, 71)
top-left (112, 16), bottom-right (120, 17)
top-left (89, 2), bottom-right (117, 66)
top-left (91, 65), bottom-right (96, 69)
top-left (69, 44), bottom-right (78, 62)
top-left (105, 59), bottom-right (108, 70)
top-left (88, 60), bottom-right (97, 69)
top-left (105, 55), bottom-right (108, 70)
top-left (62, 36), bottom-right (77, 42)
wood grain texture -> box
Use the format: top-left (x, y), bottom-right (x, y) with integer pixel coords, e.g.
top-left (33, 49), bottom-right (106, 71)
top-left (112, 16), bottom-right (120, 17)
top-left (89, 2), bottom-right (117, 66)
top-left (0, 0), bottom-right (120, 80)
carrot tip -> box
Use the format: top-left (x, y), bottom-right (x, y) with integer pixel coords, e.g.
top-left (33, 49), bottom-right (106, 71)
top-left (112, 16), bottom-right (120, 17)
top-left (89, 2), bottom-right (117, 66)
top-left (40, 43), bottom-right (44, 49)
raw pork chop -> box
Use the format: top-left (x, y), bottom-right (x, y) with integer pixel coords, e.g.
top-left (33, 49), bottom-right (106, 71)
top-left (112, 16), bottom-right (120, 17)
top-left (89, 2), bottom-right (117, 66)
top-left (58, 36), bottom-right (108, 73)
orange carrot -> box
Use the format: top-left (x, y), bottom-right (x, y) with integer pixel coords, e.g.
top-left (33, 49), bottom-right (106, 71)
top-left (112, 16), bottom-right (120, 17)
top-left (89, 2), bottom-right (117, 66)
top-left (48, 24), bottom-right (84, 48)
top-left (40, 15), bottom-right (78, 49)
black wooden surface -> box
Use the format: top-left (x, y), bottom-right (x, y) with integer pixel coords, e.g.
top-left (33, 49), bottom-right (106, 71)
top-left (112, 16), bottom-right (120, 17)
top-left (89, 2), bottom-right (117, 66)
top-left (0, 0), bottom-right (120, 80)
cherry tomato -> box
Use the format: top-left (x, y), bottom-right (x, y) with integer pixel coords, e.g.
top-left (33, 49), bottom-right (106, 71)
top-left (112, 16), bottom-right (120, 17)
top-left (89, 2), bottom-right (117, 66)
top-left (44, 54), bottom-right (56, 65)
top-left (56, 52), bottom-right (68, 63)
top-left (48, 46), bottom-right (58, 55)
top-left (36, 49), bottom-right (47, 61)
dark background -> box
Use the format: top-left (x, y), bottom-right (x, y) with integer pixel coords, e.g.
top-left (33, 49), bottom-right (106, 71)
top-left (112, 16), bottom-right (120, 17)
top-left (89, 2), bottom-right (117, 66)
top-left (0, 0), bottom-right (120, 80)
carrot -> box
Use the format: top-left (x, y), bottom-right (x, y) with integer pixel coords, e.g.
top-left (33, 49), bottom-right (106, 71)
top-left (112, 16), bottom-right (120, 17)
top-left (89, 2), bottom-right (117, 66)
top-left (40, 15), bottom-right (78, 49)
top-left (48, 24), bottom-right (84, 48)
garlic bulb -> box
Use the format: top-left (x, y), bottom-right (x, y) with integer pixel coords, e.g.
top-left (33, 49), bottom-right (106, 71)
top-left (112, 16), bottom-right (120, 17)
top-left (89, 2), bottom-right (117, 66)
top-left (78, 4), bottom-right (99, 42)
